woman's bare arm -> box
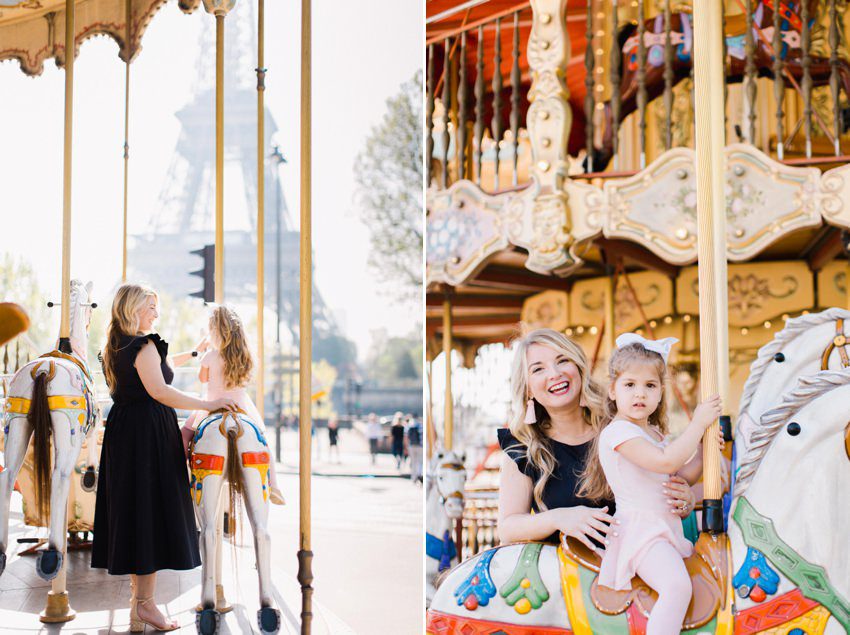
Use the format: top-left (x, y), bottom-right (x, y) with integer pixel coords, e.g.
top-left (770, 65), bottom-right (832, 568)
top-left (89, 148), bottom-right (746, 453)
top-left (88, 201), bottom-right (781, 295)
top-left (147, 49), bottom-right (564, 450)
top-left (136, 341), bottom-right (227, 411)
top-left (498, 454), bottom-right (558, 543)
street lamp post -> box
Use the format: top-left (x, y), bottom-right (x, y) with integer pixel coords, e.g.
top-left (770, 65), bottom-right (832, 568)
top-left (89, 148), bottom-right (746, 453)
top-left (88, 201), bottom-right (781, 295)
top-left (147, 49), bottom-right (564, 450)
top-left (270, 144), bottom-right (286, 462)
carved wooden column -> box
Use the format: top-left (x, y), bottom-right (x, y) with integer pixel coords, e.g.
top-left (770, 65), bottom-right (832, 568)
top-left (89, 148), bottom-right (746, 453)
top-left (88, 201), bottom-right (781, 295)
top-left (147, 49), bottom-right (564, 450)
top-left (525, 0), bottom-right (572, 268)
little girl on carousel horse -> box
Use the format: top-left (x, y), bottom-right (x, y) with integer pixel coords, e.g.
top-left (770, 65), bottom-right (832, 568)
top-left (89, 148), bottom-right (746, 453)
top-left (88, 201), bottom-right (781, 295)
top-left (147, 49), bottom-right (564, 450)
top-left (181, 305), bottom-right (285, 505)
top-left (578, 333), bottom-right (724, 634)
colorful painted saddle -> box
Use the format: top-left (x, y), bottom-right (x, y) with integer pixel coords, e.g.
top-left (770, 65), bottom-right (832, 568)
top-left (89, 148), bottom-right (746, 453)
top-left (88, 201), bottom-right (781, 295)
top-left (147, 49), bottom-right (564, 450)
top-left (561, 536), bottom-right (725, 631)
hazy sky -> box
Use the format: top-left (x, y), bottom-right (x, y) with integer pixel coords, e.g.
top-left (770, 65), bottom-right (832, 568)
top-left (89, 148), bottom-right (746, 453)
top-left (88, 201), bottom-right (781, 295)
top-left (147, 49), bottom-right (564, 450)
top-left (0, 0), bottom-right (423, 359)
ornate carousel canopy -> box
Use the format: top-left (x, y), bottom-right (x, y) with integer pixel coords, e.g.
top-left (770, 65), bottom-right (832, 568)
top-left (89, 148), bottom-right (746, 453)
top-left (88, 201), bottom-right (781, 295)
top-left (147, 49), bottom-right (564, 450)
top-left (0, 0), bottom-right (201, 75)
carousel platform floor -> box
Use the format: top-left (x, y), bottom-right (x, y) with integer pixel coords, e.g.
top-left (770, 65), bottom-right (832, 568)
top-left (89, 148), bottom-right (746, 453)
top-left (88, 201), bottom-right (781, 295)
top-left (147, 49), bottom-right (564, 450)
top-left (0, 501), bottom-right (354, 634)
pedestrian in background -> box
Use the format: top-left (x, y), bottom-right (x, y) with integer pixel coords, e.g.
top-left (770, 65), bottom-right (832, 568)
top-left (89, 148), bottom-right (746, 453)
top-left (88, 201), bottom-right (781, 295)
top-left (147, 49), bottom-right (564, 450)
top-left (328, 415), bottom-right (340, 464)
top-left (407, 415), bottom-right (423, 484)
top-left (366, 412), bottom-right (382, 465)
top-left (391, 411), bottom-right (406, 470)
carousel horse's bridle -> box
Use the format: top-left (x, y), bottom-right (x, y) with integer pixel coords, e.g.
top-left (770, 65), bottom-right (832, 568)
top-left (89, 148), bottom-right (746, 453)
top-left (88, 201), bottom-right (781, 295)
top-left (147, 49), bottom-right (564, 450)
top-left (437, 461), bottom-right (465, 505)
top-left (820, 319), bottom-right (850, 370)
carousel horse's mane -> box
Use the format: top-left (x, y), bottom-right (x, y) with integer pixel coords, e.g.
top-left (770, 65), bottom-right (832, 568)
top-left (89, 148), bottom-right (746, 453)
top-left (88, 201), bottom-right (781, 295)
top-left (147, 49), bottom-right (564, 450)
top-left (735, 369), bottom-right (850, 494)
top-left (737, 308), bottom-right (850, 417)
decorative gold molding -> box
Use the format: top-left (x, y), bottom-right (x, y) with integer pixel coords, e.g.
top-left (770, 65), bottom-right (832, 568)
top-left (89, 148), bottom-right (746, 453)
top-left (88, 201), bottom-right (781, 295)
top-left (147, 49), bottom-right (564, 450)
top-left (426, 180), bottom-right (511, 287)
top-left (603, 145), bottom-right (821, 264)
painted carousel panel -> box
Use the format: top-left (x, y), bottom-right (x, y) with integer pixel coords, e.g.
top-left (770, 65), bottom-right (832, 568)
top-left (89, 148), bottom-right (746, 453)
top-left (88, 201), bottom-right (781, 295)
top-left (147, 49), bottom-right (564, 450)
top-left (723, 144), bottom-right (821, 261)
top-left (602, 146), bottom-right (821, 265)
top-left (521, 290), bottom-right (570, 333)
top-left (426, 181), bottom-right (512, 288)
top-left (676, 262), bottom-right (814, 328)
top-left (569, 271), bottom-right (673, 334)
top-left (816, 260), bottom-right (849, 309)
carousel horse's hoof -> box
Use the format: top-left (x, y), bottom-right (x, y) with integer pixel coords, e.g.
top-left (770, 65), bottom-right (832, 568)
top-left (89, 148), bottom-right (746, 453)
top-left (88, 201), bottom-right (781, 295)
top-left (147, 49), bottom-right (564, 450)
top-left (257, 606), bottom-right (281, 634)
top-left (0, 552), bottom-right (6, 576)
top-left (195, 608), bottom-right (220, 635)
top-left (35, 549), bottom-right (63, 581)
top-left (81, 466), bottom-right (97, 492)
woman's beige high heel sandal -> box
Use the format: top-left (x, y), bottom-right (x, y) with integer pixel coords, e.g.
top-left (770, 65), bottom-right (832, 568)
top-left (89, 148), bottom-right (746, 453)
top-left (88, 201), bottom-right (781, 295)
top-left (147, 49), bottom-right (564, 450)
top-left (270, 487), bottom-right (285, 505)
top-left (130, 596), bottom-right (179, 632)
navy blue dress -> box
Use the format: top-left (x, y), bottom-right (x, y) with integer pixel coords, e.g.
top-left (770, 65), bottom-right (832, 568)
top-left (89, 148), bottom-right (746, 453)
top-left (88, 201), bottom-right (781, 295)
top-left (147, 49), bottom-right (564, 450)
top-left (498, 428), bottom-right (614, 543)
top-left (91, 333), bottom-right (201, 575)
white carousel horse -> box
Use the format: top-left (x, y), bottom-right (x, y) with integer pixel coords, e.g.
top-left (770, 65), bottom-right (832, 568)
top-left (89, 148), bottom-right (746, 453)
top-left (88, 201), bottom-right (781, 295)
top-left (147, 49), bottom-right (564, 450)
top-left (735, 307), bottom-right (850, 469)
top-left (425, 448), bottom-right (466, 605)
top-left (189, 408), bottom-right (280, 635)
top-left (0, 280), bottom-right (100, 581)
top-left (729, 370), bottom-right (850, 634)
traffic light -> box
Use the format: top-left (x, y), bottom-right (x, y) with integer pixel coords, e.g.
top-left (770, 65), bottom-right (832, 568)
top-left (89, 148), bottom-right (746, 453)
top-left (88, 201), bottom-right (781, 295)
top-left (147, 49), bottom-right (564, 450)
top-left (190, 244), bottom-right (215, 303)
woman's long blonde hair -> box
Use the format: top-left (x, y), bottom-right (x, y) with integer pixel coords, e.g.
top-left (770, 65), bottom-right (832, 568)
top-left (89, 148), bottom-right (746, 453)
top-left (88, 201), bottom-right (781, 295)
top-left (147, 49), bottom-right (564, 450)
top-left (102, 283), bottom-right (158, 390)
top-left (577, 342), bottom-right (669, 501)
top-left (210, 305), bottom-right (253, 389)
top-left (507, 328), bottom-right (606, 511)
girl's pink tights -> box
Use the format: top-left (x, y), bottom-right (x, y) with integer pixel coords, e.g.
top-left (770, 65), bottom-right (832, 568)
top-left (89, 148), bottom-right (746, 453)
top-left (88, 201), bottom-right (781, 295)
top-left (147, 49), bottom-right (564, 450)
top-left (635, 541), bottom-right (692, 635)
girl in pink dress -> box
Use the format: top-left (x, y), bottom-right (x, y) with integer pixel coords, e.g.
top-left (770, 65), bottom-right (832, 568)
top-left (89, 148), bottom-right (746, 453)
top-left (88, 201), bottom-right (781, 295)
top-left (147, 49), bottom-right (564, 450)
top-left (579, 333), bottom-right (721, 634)
top-left (181, 305), bottom-right (285, 505)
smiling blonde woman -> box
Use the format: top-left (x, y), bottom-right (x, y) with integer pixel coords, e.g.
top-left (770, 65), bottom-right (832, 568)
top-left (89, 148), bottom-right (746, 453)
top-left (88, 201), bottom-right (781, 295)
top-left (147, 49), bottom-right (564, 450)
top-left (497, 328), bottom-right (696, 551)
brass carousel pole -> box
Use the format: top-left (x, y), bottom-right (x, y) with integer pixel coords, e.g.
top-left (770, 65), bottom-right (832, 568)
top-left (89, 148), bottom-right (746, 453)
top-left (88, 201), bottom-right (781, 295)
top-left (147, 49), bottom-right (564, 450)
top-left (43, 0), bottom-right (77, 623)
top-left (297, 0), bottom-right (314, 632)
top-left (256, 0), bottom-right (265, 419)
top-left (692, 0), bottom-right (727, 533)
top-left (213, 2), bottom-right (226, 303)
top-left (121, 0), bottom-right (131, 283)
top-left (443, 290), bottom-right (453, 450)
top-left (57, 0), bottom-right (75, 357)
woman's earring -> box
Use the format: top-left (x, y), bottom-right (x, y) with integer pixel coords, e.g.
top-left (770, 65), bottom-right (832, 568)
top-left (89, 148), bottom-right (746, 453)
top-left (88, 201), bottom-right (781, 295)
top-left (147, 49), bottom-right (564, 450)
top-left (524, 397), bottom-right (537, 424)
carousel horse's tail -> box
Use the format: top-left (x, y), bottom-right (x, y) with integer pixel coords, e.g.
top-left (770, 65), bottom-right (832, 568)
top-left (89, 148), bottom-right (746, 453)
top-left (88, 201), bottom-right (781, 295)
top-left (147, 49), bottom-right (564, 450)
top-left (28, 372), bottom-right (52, 521)
top-left (225, 419), bottom-right (245, 541)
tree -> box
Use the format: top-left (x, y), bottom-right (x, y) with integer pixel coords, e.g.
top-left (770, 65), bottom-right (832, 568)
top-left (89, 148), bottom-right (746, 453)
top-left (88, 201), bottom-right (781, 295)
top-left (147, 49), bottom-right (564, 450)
top-left (353, 70), bottom-right (423, 302)
top-left (364, 327), bottom-right (422, 385)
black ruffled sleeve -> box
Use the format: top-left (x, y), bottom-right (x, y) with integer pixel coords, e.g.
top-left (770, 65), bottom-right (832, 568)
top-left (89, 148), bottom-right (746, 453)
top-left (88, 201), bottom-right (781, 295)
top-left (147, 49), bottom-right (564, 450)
top-left (497, 428), bottom-right (531, 475)
top-left (128, 333), bottom-right (168, 362)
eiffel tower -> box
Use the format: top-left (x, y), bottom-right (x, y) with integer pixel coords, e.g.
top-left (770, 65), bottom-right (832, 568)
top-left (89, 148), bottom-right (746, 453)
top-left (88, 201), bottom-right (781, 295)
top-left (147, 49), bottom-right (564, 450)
top-left (129, 0), bottom-right (335, 339)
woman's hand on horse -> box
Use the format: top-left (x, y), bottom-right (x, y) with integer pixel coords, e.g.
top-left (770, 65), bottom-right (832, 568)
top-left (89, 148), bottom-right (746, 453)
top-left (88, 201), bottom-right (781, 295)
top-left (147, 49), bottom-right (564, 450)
top-left (553, 506), bottom-right (615, 554)
top-left (664, 476), bottom-right (695, 518)
top-left (209, 397), bottom-right (238, 413)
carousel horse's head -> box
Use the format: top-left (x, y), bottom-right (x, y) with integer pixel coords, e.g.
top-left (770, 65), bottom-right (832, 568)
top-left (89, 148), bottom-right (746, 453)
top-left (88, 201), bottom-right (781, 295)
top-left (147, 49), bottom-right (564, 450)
top-left (732, 370), bottom-right (850, 615)
top-left (736, 308), bottom-right (850, 464)
top-left (430, 449), bottom-right (467, 519)
top-left (68, 280), bottom-right (96, 358)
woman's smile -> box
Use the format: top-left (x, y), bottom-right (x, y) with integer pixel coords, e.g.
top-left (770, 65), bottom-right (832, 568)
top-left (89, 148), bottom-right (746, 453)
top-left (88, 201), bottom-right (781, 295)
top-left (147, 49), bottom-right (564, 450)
top-left (548, 380), bottom-right (571, 395)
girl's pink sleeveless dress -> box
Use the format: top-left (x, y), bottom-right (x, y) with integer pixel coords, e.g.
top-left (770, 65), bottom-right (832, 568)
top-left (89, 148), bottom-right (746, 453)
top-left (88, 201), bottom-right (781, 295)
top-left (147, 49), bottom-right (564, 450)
top-left (197, 350), bottom-right (264, 426)
top-left (597, 419), bottom-right (693, 591)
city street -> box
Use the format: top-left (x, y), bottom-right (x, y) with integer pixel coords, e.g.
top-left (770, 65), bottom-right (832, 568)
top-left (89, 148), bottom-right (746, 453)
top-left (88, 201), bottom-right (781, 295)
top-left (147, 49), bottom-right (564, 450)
top-left (273, 427), bottom-right (424, 634)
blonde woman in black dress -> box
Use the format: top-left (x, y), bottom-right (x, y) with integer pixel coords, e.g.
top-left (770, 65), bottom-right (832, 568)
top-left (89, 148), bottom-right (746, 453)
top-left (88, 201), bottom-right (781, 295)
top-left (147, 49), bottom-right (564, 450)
top-left (93, 284), bottom-right (237, 632)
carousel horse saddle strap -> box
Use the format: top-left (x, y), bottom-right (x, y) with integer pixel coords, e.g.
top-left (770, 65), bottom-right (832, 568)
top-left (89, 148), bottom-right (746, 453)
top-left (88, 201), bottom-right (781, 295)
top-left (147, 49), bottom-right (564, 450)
top-left (820, 319), bottom-right (850, 370)
top-left (5, 395), bottom-right (87, 414)
top-left (562, 536), bottom-right (721, 630)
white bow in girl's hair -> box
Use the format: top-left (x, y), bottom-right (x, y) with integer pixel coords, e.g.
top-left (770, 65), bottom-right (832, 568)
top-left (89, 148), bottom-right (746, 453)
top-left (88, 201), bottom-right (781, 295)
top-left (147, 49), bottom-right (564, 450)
top-left (615, 333), bottom-right (679, 365)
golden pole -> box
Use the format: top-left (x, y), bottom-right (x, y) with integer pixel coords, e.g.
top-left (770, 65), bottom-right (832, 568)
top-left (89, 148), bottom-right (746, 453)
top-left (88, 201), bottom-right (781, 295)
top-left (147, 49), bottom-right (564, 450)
top-left (58, 0), bottom-right (75, 353)
top-left (426, 359), bottom-right (436, 459)
top-left (604, 272), bottom-right (616, 356)
top-left (121, 0), bottom-right (131, 283)
top-left (256, 0), bottom-right (265, 419)
top-left (297, 1), bottom-right (314, 632)
top-left (692, 0), bottom-right (726, 532)
top-left (43, 1), bottom-right (77, 620)
top-left (214, 12), bottom-right (225, 303)
top-left (443, 293), bottom-right (453, 450)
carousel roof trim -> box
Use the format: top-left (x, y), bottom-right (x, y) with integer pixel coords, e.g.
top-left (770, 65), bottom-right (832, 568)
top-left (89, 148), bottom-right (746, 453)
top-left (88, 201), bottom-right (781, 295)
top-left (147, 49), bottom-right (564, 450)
top-left (0, 0), bottom-right (199, 76)
top-left (426, 144), bottom-right (850, 290)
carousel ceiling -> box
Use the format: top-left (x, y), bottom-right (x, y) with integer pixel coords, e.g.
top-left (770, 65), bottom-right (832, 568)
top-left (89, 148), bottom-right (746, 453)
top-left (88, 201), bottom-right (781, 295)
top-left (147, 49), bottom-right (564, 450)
top-left (0, 0), bottom-right (200, 75)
